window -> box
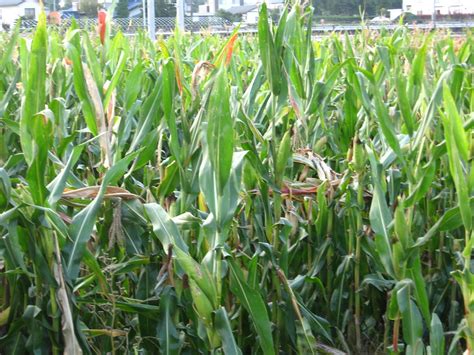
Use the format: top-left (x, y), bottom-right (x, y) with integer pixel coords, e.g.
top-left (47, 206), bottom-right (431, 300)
top-left (24, 8), bottom-right (35, 19)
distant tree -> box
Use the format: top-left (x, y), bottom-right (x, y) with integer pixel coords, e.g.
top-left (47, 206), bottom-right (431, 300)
top-left (155, 0), bottom-right (176, 17)
top-left (116, 0), bottom-right (129, 17)
top-left (216, 9), bottom-right (241, 23)
top-left (80, 0), bottom-right (98, 16)
top-left (269, 8), bottom-right (280, 22)
top-left (46, 0), bottom-right (60, 11)
top-left (62, 0), bottom-right (73, 9)
top-left (186, 0), bottom-right (205, 16)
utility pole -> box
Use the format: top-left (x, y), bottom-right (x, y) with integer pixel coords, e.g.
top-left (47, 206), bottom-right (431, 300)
top-left (147, 0), bottom-right (155, 40)
top-left (432, 0), bottom-right (436, 27)
top-left (177, 0), bottom-right (185, 31)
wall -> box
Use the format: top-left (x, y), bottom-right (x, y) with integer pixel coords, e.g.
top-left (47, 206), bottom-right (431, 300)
top-left (0, 1), bottom-right (41, 26)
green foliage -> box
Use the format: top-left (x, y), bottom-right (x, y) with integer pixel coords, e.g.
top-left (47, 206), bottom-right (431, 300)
top-left (115, 0), bottom-right (130, 18)
top-left (216, 9), bottom-right (242, 23)
top-left (155, 0), bottom-right (176, 17)
top-left (79, 0), bottom-right (98, 17)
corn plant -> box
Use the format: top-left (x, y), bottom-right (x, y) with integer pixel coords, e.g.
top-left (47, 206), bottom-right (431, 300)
top-left (0, 5), bottom-right (473, 354)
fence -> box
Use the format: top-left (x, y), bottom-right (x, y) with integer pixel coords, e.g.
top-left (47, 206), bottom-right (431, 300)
top-left (12, 17), bottom-right (474, 35)
top-left (16, 16), bottom-right (234, 33)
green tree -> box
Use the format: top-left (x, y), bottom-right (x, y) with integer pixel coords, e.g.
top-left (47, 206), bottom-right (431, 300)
top-left (216, 9), bottom-right (241, 23)
top-left (62, 0), bottom-right (73, 9)
top-left (155, 0), bottom-right (176, 17)
top-left (116, 0), bottom-right (129, 17)
top-left (80, 0), bottom-right (98, 17)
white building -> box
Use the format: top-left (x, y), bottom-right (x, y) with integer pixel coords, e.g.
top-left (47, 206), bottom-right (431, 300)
top-left (0, 0), bottom-right (41, 27)
top-left (196, 0), bottom-right (283, 19)
top-left (403, 0), bottom-right (474, 16)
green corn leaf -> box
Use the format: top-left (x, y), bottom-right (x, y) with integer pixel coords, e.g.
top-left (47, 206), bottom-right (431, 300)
top-left (409, 38), bottom-right (428, 103)
top-left (228, 259), bottom-right (275, 355)
top-left (413, 197), bottom-right (474, 248)
top-left (206, 66), bottom-right (234, 194)
top-left (397, 283), bottom-right (424, 349)
top-left (135, 264), bottom-right (160, 352)
top-left (144, 203), bottom-right (189, 253)
top-left (441, 85), bottom-right (472, 231)
top-left (258, 2), bottom-right (281, 95)
top-left (0, 168), bottom-right (11, 206)
top-left (296, 318), bottom-right (318, 355)
top-left (0, 21), bottom-right (19, 69)
top-left (199, 150), bottom-right (246, 234)
top-left (157, 287), bottom-right (181, 355)
top-left (373, 90), bottom-right (402, 160)
top-left (412, 69), bottom-right (451, 151)
top-left (156, 160), bottom-right (179, 198)
top-left (124, 63), bottom-right (143, 111)
top-left (275, 130), bottom-right (292, 185)
top-left (298, 300), bottom-right (332, 343)
top-left (173, 247), bottom-right (218, 309)
top-left (188, 278), bottom-right (215, 328)
top-left (405, 162), bottom-right (436, 207)
top-left (429, 313), bottom-right (445, 355)
top-left (1, 220), bottom-right (27, 273)
top-left (442, 83), bottom-right (469, 162)
top-left (215, 307), bottom-right (242, 355)
top-left (47, 145), bottom-right (84, 207)
top-left (395, 72), bottom-right (415, 135)
top-left (103, 50), bottom-right (126, 111)
top-left (26, 110), bottom-right (54, 205)
top-left (127, 79), bottom-right (162, 154)
top-left (83, 34), bottom-right (103, 93)
top-left (394, 204), bottom-right (410, 251)
top-left (0, 69), bottom-right (20, 118)
top-left (407, 258), bottom-right (431, 325)
top-left (20, 11), bottom-right (47, 165)
top-left (367, 146), bottom-right (394, 277)
top-left (67, 44), bottom-right (98, 136)
top-left (162, 60), bottom-right (182, 167)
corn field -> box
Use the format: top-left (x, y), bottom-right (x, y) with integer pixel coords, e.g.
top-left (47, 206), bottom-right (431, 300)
top-left (0, 4), bottom-right (473, 354)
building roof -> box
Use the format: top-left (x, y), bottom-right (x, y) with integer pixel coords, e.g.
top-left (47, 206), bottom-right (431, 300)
top-left (226, 5), bottom-right (257, 14)
top-left (370, 16), bottom-right (390, 23)
top-left (0, 0), bottom-right (25, 6)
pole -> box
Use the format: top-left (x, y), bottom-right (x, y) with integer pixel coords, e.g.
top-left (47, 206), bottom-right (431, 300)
top-left (142, 0), bottom-right (146, 31)
top-left (177, 0), bottom-right (185, 31)
top-left (432, 0), bottom-right (436, 26)
top-left (190, 0), bottom-right (193, 34)
top-left (147, 0), bottom-right (155, 40)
